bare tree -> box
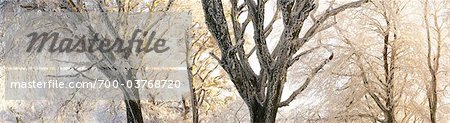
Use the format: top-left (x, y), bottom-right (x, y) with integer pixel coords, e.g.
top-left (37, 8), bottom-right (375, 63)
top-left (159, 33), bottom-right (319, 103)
top-left (423, 0), bottom-right (448, 122)
top-left (356, 1), bottom-right (404, 122)
top-left (325, 0), bottom-right (411, 122)
top-left (185, 31), bottom-right (199, 123)
top-left (186, 24), bottom-right (234, 122)
top-left (3, 0), bottom-right (178, 122)
top-left (200, 0), bottom-right (368, 122)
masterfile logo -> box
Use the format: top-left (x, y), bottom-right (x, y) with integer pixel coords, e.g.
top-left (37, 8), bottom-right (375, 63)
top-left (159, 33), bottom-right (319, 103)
top-left (2, 12), bottom-right (191, 100)
top-left (25, 29), bottom-right (170, 54)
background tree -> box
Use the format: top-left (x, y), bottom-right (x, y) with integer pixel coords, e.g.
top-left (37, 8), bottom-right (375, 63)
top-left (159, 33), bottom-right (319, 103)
top-left (352, 1), bottom-right (405, 122)
top-left (423, 0), bottom-right (449, 122)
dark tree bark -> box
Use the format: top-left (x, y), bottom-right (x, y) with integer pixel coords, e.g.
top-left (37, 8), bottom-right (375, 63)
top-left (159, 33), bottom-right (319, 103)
top-left (125, 100), bottom-right (144, 123)
top-left (200, 0), bottom-right (368, 122)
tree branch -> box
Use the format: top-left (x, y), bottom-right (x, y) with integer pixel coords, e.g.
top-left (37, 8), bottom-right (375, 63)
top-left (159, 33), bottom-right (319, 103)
top-left (290, 0), bottom-right (369, 56)
top-left (279, 53), bottom-right (333, 107)
top-left (288, 46), bottom-right (321, 67)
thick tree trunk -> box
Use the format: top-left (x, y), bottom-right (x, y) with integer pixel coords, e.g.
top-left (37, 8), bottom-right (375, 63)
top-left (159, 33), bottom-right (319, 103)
top-left (263, 74), bottom-right (285, 123)
top-left (248, 71), bottom-right (286, 123)
top-left (384, 110), bottom-right (395, 123)
top-left (247, 99), bottom-right (279, 123)
top-left (125, 100), bottom-right (144, 123)
top-left (249, 103), bottom-right (266, 123)
top-left (123, 87), bottom-right (143, 123)
top-left (263, 105), bottom-right (279, 123)
top-left (124, 70), bottom-right (144, 123)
